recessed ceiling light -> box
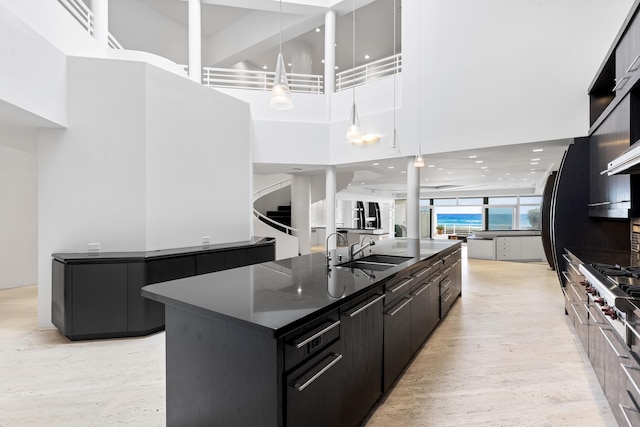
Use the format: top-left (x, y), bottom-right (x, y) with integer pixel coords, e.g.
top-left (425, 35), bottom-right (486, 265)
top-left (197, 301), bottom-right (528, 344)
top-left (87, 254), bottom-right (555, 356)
top-left (530, 162), bottom-right (538, 165)
top-left (505, 173), bottom-right (510, 175)
top-left (427, 165), bottom-right (435, 168)
top-left (361, 182), bottom-right (365, 185)
top-left (388, 166), bottom-right (394, 169)
top-left (321, 59), bottom-right (325, 64)
top-left (480, 166), bottom-right (487, 169)
top-left (480, 175), bottom-right (485, 177)
top-left (498, 178), bottom-right (503, 181)
top-left (365, 54), bottom-right (370, 59)
top-left (372, 162), bottom-right (379, 166)
top-left (531, 158), bottom-right (540, 161)
top-left (425, 178), bottom-right (429, 181)
top-left (475, 160), bottom-right (483, 164)
top-left (334, 43), bottom-right (338, 47)
top-left (262, 65), bottom-right (268, 70)
top-left (468, 155), bottom-right (477, 159)
top-left (438, 168), bottom-right (444, 171)
top-left (533, 148), bottom-right (544, 152)
top-left (335, 66), bottom-right (339, 70)
top-left (447, 171), bottom-right (452, 174)
top-left (288, 63), bottom-right (292, 67)
top-left (315, 28), bottom-right (321, 33)
top-left (401, 171), bottom-right (406, 174)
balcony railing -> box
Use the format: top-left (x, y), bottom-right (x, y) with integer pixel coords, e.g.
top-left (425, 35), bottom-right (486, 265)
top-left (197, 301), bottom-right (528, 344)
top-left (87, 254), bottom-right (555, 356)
top-left (57, 0), bottom-right (122, 49)
top-left (202, 67), bottom-right (323, 94)
top-left (336, 54), bottom-right (402, 92)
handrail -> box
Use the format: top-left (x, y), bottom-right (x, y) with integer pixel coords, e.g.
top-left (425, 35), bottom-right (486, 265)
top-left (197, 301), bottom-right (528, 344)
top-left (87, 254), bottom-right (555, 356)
top-left (253, 178), bottom-right (292, 201)
top-left (253, 209), bottom-right (298, 236)
top-left (336, 53), bottom-right (402, 92)
top-left (57, 0), bottom-right (123, 49)
top-left (202, 67), bottom-right (323, 94)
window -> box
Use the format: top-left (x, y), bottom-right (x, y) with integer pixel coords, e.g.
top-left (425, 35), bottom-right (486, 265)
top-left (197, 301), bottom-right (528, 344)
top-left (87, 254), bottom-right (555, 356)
top-left (487, 207), bottom-right (514, 230)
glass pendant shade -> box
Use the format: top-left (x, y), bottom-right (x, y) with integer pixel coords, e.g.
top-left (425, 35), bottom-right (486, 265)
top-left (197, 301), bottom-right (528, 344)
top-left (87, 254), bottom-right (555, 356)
top-left (414, 154), bottom-right (425, 168)
top-left (346, 102), bottom-right (363, 141)
top-left (270, 53), bottom-right (293, 110)
top-left (390, 128), bottom-right (400, 153)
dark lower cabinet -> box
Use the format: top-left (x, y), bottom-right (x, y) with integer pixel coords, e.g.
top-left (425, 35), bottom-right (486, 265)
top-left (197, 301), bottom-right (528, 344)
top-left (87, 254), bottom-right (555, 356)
top-left (286, 345), bottom-right (344, 427)
top-left (383, 295), bottom-right (412, 391)
top-left (71, 263), bottom-right (128, 337)
top-left (587, 303), bottom-right (606, 388)
top-left (52, 239), bottom-right (275, 340)
top-left (341, 293), bottom-right (385, 427)
top-left (410, 280), bottom-right (439, 355)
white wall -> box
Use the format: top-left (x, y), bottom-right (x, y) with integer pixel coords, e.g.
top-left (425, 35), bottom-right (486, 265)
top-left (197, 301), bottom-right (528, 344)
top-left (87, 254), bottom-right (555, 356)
top-left (38, 57), bottom-right (252, 328)
top-left (144, 65), bottom-right (252, 249)
top-left (0, 2), bottom-right (68, 127)
top-left (0, 127), bottom-right (38, 289)
top-left (401, 0), bottom-right (635, 155)
top-left (110, 0), bottom-right (188, 65)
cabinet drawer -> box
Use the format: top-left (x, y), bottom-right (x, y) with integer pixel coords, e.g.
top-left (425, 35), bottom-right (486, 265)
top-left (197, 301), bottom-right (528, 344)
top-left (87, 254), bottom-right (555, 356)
top-left (285, 313), bottom-right (341, 371)
top-left (384, 275), bottom-right (413, 306)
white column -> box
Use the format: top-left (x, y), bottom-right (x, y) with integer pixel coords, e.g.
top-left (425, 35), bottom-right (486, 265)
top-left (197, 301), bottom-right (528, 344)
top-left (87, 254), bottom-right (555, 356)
top-left (91, 0), bottom-right (109, 52)
top-left (325, 166), bottom-right (337, 250)
top-left (407, 157), bottom-right (420, 239)
top-left (188, 0), bottom-right (202, 84)
top-left (291, 175), bottom-right (311, 255)
top-left (324, 10), bottom-right (336, 118)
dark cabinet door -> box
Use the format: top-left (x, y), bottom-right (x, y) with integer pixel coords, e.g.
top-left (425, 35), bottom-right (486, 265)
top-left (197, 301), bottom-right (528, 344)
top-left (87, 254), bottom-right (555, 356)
top-left (71, 263), bottom-right (127, 336)
top-left (341, 293), bottom-right (385, 427)
top-left (224, 248), bottom-right (249, 270)
top-left (587, 304), bottom-right (606, 389)
top-left (410, 281), bottom-right (437, 355)
top-left (195, 252), bottom-right (225, 275)
top-left (286, 344), bottom-right (344, 427)
top-left (162, 256), bottom-right (196, 281)
top-left (589, 96), bottom-right (631, 218)
top-left (127, 262), bottom-right (164, 332)
top-left (247, 245), bottom-right (274, 265)
top-left (383, 295), bottom-right (412, 391)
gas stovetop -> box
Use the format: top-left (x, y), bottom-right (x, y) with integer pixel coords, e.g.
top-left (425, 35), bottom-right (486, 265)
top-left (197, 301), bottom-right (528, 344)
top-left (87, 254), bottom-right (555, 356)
top-left (590, 263), bottom-right (640, 298)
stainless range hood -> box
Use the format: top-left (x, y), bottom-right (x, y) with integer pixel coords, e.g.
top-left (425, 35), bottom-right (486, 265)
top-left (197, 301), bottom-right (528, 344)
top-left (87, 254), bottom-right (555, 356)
top-left (604, 139), bottom-right (640, 175)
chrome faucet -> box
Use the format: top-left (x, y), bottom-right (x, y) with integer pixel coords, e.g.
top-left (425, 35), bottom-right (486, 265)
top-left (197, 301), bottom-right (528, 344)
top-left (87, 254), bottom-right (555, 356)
top-left (350, 235), bottom-right (376, 260)
top-left (326, 232), bottom-right (348, 266)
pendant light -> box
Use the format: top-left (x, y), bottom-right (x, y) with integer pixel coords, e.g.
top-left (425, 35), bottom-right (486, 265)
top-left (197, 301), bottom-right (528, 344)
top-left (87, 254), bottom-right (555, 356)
top-left (346, 0), bottom-right (363, 141)
top-left (270, 0), bottom-right (293, 110)
top-left (389, 0), bottom-right (400, 154)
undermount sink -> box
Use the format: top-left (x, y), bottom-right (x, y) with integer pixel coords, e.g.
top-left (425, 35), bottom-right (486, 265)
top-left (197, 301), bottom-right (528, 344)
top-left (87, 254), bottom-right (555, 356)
top-left (355, 254), bottom-right (413, 265)
top-left (337, 255), bottom-right (412, 271)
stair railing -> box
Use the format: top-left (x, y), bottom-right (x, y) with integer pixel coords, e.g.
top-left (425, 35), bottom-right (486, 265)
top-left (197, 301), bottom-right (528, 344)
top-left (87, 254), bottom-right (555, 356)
top-left (253, 178), bottom-right (297, 236)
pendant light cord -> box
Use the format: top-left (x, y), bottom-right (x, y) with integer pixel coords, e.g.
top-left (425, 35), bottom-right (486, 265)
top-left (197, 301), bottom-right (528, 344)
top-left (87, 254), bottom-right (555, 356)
top-left (279, 0), bottom-right (282, 54)
top-left (392, 0), bottom-right (396, 127)
top-left (352, 0), bottom-right (356, 104)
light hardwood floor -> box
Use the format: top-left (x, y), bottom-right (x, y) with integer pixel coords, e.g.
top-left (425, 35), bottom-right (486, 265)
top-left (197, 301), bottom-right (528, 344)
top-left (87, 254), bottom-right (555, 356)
top-left (0, 250), bottom-right (617, 426)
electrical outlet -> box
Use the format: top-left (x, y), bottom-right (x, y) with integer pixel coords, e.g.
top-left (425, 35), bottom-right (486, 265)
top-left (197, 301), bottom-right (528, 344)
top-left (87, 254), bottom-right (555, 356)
top-left (88, 243), bottom-right (100, 253)
top-left (202, 236), bottom-right (211, 245)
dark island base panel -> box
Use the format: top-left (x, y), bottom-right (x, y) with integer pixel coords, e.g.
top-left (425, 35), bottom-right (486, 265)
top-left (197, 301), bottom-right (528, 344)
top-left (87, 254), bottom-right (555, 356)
top-left (144, 239), bottom-right (462, 427)
top-left (51, 238), bottom-right (275, 341)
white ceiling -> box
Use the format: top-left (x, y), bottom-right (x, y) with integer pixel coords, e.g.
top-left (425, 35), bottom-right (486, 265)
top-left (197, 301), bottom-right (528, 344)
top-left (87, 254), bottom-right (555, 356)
top-left (107, 0), bottom-right (572, 198)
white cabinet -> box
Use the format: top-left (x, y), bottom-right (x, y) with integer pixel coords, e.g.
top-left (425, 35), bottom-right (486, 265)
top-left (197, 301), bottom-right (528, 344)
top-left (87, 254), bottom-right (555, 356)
top-left (496, 236), bottom-right (543, 261)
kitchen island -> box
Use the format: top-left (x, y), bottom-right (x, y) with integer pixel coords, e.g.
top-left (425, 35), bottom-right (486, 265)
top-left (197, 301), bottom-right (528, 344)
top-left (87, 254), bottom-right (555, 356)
top-left (142, 238), bottom-right (462, 427)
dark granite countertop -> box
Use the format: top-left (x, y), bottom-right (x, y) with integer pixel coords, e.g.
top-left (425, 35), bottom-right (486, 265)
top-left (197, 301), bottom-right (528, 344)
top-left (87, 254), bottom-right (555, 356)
top-left (52, 237), bottom-right (274, 263)
top-left (142, 238), bottom-right (460, 338)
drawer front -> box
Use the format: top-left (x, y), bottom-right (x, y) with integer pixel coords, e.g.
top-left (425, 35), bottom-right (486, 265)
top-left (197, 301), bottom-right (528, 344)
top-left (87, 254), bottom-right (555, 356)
top-left (285, 312), bottom-right (341, 371)
top-left (385, 275), bottom-right (413, 306)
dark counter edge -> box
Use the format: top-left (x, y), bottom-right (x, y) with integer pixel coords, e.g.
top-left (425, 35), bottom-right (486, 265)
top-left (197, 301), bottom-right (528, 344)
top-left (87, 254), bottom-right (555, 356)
top-left (141, 241), bottom-right (461, 339)
top-left (52, 237), bottom-right (275, 264)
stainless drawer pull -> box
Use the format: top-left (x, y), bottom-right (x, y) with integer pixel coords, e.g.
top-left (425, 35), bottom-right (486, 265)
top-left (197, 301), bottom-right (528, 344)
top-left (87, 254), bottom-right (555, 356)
top-left (442, 267), bottom-right (452, 276)
top-left (443, 253), bottom-right (452, 261)
top-left (441, 279), bottom-right (452, 289)
top-left (570, 284), bottom-right (585, 301)
top-left (599, 327), bottom-right (628, 359)
top-left (294, 320), bottom-right (341, 349)
top-left (568, 263), bottom-right (582, 277)
top-left (571, 304), bottom-right (584, 325)
top-left (386, 297), bottom-right (412, 317)
top-left (414, 266), bottom-right (432, 278)
top-left (411, 282), bottom-right (431, 297)
top-left (348, 294), bottom-right (385, 318)
top-left (619, 403), bottom-right (636, 427)
top-left (430, 274), bottom-right (442, 284)
top-left (562, 254), bottom-right (572, 264)
top-left (612, 75), bottom-right (629, 91)
top-left (622, 364), bottom-right (640, 397)
top-left (442, 291), bottom-right (452, 303)
top-left (389, 278), bottom-right (412, 293)
top-left (294, 353), bottom-right (343, 392)
top-left (561, 271), bottom-right (572, 284)
top-left (627, 55), bottom-right (640, 73)
top-left (624, 318), bottom-right (640, 341)
top-left (587, 306), bottom-right (605, 325)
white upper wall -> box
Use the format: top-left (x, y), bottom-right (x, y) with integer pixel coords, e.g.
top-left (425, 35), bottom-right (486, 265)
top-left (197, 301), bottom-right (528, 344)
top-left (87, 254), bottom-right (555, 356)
top-left (401, 0), bottom-right (635, 155)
